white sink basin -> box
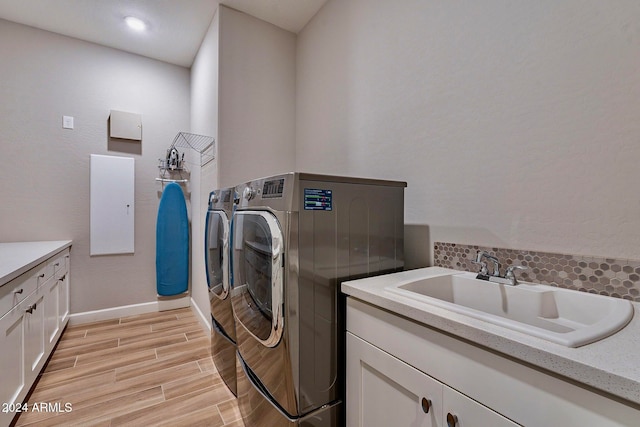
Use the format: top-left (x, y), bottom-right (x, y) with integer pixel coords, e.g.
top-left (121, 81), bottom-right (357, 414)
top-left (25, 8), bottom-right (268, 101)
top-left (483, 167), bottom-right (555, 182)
top-left (385, 271), bottom-right (633, 347)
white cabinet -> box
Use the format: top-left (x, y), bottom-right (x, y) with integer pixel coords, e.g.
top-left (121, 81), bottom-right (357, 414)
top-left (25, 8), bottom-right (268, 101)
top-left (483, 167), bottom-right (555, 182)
top-left (58, 252), bottom-right (70, 325)
top-left (44, 250), bottom-right (69, 350)
top-left (44, 275), bottom-right (60, 349)
top-left (23, 288), bottom-right (45, 383)
top-left (346, 297), bottom-right (640, 427)
top-left (443, 386), bottom-right (517, 427)
top-left (0, 246), bottom-right (70, 427)
top-left (348, 331), bottom-right (442, 427)
top-left (0, 300), bottom-right (26, 412)
top-left (347, 332), bottom-right (518, 427)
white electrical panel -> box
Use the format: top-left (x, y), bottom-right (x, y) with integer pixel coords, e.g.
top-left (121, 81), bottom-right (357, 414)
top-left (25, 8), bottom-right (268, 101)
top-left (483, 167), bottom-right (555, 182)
top-left (90, 154), bottom-right (135, 255)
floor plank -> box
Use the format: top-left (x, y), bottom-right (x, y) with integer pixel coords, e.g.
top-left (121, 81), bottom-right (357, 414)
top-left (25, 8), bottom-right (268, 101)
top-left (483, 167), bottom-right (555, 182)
top-left (13, 308), bottom-right (245, 426)
top-left (51, 338), bottom-right (119, 359)
top-left (75, 334), bottom-right (187, 366)
top-left (109, 387), bottom-right (222, 426)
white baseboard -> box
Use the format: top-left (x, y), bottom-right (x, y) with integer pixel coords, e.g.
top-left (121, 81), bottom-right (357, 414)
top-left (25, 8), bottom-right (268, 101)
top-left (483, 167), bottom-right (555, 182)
top-left (67, 296), bottom-right (212, 331)
top-left (157, 293), bottom-right (191, 311)
top-left (68, 296), bottom-right (191, 326)
top-left (190, 297), bottom-right (212, 333)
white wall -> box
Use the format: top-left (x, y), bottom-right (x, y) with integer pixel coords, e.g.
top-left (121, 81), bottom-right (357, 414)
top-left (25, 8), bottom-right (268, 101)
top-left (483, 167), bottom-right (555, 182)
top-left (0, 19), bottom-right (191, 312)
top-left (218, 6), bottom-right (296, 187)
top-left (190, 10), bottom-right (220, 329)
top-left (297, 0), bottom-right (640, 267)
top-left (187, 6), bottom-right (297, 325)
top-left (10, 0), bottom-right (636, 313)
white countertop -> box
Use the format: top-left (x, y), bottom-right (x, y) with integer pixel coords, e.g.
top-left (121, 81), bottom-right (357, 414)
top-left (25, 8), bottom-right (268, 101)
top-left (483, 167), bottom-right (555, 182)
top-left (0, 241), bottom-right (72, 286)
top-left (342, 266), bottom-right (640, 406)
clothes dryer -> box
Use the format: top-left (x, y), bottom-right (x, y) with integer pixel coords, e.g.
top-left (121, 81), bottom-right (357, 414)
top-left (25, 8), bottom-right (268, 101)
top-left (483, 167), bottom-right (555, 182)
top-left (230, 173), bottom-right (406, 426)
top-left (205, 188), bottom-right (237, 396)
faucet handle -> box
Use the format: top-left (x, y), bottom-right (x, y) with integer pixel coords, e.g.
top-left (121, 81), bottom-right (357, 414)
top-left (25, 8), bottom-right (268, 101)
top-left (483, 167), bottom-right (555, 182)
top-left (505, 265), bottom-right (527, 285)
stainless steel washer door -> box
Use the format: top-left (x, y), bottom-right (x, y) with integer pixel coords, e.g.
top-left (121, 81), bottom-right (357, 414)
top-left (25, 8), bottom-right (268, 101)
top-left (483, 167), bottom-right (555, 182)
top-left (205, 210), bottom-right (230, 299)
top-left (231, 211), bottom-right (284, 348)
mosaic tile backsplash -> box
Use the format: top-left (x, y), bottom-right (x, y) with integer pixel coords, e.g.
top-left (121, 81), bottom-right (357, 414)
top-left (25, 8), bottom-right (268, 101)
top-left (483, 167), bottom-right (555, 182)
top-left (434, 242), bottom-right (640, 302)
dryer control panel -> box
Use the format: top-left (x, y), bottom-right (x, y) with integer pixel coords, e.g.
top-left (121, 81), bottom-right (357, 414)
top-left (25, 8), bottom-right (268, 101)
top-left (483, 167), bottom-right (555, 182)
top-left (262, 178), bottom-right (285, 198)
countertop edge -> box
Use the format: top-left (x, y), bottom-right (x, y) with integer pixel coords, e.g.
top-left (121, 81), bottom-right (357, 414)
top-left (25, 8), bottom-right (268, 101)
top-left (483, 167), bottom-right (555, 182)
top-left (1, 240), bottom-right (73, 286)
top-left (341, 267), bottom-right (640, 406)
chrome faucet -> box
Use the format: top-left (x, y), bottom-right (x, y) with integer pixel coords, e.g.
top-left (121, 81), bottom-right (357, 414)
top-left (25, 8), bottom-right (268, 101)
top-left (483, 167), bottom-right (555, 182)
top-left (472, 251), bottom-right (527, 285)
top-left (472, 251), bottom-right (501, 277)
top-left (471, 251), bottom-right (489, 277)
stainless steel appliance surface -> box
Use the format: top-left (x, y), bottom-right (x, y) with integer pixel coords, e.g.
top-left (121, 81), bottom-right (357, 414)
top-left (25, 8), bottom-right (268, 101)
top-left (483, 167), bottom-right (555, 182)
top-left (231, 172), bottom-right (406, 426)
top-left (205, 187), bottom-right (238, 396)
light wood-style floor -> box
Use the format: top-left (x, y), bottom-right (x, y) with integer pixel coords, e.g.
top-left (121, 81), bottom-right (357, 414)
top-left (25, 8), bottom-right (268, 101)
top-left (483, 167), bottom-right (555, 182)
top-left (13, 308), bottom-right (244, 427)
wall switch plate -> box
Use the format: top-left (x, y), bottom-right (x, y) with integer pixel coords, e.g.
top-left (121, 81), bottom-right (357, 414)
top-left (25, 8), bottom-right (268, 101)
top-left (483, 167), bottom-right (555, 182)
top-left (63, 116), bottom-right (74, 129)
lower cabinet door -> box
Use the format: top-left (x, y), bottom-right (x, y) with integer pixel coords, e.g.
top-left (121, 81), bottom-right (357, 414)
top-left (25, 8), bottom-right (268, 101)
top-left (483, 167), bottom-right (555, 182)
top-left (59, 268), bottom-right (70, 324)
top-left (347, 331), bottom-right (521, 427)
top-left (44, 277), bottom-right (60, 350)
top-left (347, 332), bottom-right (443, 427)
top-left (0, 302), bottom-right (26, 427)
top-left (24, 290), bottom-right (45, 383)
top-left (442, 386), bottom-right (519, 427)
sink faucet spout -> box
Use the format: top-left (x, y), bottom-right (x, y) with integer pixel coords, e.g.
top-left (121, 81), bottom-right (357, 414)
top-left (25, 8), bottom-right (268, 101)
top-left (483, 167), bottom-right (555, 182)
top-left (476, 251), bottom-right (501, 277)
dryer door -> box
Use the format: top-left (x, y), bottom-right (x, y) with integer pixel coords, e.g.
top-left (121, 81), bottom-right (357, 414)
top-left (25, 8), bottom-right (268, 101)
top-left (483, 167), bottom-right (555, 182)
top-left (231, 211), bottom-right (284, 348)
top-left (205, 210), bottom-right (230, 300)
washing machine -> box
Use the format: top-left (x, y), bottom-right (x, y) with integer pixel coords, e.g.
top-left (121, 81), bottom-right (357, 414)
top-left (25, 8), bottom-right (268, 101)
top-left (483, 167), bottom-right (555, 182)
top-left (204, 187), bottom-right (237, 396)
top-left (230, 172), bottom-right (406, 426)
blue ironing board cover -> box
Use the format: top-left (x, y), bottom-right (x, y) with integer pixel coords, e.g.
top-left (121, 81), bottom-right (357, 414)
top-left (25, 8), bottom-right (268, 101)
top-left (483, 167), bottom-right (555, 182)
top-left (156, 182), bottom-right (189, 296)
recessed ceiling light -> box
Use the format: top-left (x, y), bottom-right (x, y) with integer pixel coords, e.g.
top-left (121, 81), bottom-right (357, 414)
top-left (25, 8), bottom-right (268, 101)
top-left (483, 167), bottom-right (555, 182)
top-left (125, 16), bottom-right (147, 32)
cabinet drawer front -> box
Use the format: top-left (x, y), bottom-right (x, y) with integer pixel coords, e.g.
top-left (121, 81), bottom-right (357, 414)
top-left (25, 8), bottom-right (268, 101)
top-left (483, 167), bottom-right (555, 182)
top-left (52, 250), bottom-right (69, 278)
top-left (0, 269), bottom-right (39, 317)
top-left (41, 260), bottom-right (55, 282)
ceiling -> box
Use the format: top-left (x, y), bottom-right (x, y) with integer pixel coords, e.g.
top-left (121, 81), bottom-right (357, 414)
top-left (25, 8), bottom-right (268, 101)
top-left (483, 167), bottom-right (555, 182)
top-left (0, 0), bottom-right (328, 67)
